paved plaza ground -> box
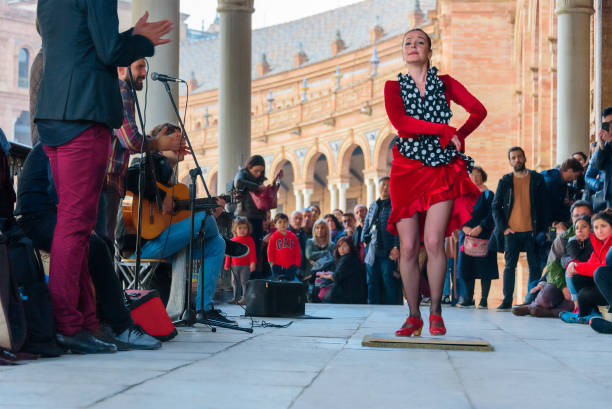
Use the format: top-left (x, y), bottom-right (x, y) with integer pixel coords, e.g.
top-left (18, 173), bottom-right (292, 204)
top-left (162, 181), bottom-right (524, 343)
top-left (1, 303), bottom-right (611, 409)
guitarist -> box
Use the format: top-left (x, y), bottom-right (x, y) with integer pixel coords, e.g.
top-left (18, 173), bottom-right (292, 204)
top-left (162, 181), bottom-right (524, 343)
top-left (96, 59), bottom-right (187, 247)
top-left (121, 124), bottom-right (237, 324)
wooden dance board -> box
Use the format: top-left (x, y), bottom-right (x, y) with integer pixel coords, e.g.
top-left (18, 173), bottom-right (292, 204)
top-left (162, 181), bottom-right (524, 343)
top-left (362, 334), bottom-right (494, 351)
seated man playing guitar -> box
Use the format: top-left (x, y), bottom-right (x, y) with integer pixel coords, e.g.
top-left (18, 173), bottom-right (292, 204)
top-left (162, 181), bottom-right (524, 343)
top-left (121, 123), bottom-right (237, 324)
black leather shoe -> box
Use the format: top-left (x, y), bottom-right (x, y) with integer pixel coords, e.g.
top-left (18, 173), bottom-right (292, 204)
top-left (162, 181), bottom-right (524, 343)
top-left (197, 308), bottom-right (236, 325)
top-left (224, 237), bottom-right (249, 258)
top-left (456, 297), bottom-right (475, 308)
top-left (56, 330), bottom-right (117, 354)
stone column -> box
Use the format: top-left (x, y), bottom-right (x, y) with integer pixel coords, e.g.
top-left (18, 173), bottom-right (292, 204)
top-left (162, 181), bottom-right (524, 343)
top-left (217, 0), bottom-right (255, 193)
top-left (328, 184), bottom-right (338, 212)
top-left (366, 178), bottom-right (377, 205)
top-left (337, 182), bottom-right (349, 212)
top-left (132, 0), bottom-right (180, 133)
top-left (294, 190), bottom-right (303, 212)
top-left (302, 188), bottom-right (313, 209)
top-left (555, 0), bottom-right (594, 163)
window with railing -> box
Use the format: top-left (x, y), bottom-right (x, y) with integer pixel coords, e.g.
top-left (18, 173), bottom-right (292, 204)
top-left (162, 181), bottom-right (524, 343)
top-left (18, 48), bottom-right (29, 88)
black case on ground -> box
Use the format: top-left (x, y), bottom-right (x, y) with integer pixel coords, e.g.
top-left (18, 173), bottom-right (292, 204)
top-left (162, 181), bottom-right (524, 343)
top-left (245, 280), bottom-right (307, 317)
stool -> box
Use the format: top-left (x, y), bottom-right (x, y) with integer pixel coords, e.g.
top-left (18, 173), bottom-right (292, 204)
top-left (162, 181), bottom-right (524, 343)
top-left (116, 258), bottom-right (167, 290)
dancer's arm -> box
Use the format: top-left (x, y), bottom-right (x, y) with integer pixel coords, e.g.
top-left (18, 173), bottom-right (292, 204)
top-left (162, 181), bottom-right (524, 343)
top-left (384, 81), bottom-right (456, 146)
top-left (446, 76), bottom-right (487, 149)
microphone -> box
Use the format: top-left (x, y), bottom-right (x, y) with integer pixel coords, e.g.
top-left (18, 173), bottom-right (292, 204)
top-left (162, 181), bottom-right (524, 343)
top-left (151, 72), bottom-right (185, 83)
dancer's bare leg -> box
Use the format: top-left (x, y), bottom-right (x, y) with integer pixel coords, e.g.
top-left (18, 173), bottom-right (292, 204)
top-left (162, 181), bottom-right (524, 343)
top-left (396, 214), bottom-right (421, 318)
top-left (423, 200), bottom-right (453, 316)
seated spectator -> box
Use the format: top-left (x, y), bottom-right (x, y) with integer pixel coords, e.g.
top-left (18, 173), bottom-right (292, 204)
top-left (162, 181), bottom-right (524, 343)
top-left (324, 213), bottom-right (346, 244)
top-left (590, 246), bottom-right (612, 333)
top-left (514, 215), bottom-right (591, 318)
top-left (562, 210), bottom-right (612, 323)
top-left (15, 143), bottom-right (161, 351)
top-left (342, 212), bottom-right (356, 238)
top-left (456, 166), bottom-right (498, 309)
top-left (318, 237), bottom-right (366, 304)
top-left (267, 213), bottom-right (301, 281)
top-left (584, 107), bottom-right (612, 211)
top-left (224, 217), bottom-right (256, 305)
top-left (305, 219), bottom-right (335, 278)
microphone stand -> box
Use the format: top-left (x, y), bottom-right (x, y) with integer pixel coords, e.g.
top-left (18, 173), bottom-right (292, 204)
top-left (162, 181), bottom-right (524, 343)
top-left (159, 79), bottom-right (252, 333)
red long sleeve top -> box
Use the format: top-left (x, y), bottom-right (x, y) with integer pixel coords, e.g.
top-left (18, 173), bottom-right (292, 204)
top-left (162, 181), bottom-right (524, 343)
top-left (384, 75), bottom-right (487, 151)
top-left (574, 233), bottom-right (612, 277)
top-left (224, 235), bottom-right (257, 269)
top-left (267, 230), bottom-right (301, 268)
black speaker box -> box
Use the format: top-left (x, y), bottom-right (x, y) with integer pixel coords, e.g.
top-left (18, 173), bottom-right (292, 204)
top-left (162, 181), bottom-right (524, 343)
top-left (245, 279), bottom-right (307, 317)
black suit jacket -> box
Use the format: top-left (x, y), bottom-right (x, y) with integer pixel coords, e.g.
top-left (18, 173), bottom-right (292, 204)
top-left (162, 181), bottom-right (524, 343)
top-left (35, 0), bottom-right (154, 129)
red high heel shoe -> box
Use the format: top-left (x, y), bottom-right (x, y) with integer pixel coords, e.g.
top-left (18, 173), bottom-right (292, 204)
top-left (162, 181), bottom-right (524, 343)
top-left (395, 316), bottom-right (424, 337)
top-left (429, 314), bottom-right (446, 336)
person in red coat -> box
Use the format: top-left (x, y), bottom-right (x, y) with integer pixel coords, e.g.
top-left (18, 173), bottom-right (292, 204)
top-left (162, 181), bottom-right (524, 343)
top-left (565, 210), bottom-right (612, 319)
top-left (267, 213), bottom-right (302, 281)
top-left (224, 217), bottom-right (257, 305)
top-left (386, 29), bottom-right (487, 337)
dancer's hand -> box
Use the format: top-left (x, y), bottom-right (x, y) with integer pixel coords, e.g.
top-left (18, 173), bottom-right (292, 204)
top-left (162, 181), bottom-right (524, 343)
top-left (134, 11), bottom-right (173, 46)
top-left (450, 134), bottom-right (461, 151)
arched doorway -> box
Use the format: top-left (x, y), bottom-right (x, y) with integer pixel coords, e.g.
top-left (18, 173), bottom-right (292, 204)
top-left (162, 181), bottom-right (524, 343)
top-left (346, 146), bottom-right (366, 210)
top-left (310, 154), bottom-right (330, 216)
top-left (276, 160), bottom-right (295, 214)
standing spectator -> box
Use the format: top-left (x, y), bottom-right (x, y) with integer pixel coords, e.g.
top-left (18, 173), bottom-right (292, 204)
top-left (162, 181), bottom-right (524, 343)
top-left (289, 210), bottom-right (308, 273)
top-left (492, 147), bottom-right (549, 310)
top-left (233, 155), bottom-right (267, 260)
top-left (310, 204), bottom-right (321, 222)
top-left (541, 158), bottom-right (583, 225)
top-left (302, 208), bottom-right (314, 238)
top-left (353, 204), bottom-right (368, 260)
top-left (362, 177), bottom-right (401, 305)
top-left (456, 166), bottom-right (498, 309)
top-left (267, 213), bottom-right (301, 281)
top-left (319, 237), bottom-right (367, 304)
top-left (569, 151), bottom-right (588, 202)
top-left (584, 107), bottom-right (612, 210)
top-left (342, 212), bottom-right (356, 234)
top-left (325, 213), bottom-right (346, 244)
top-left (224, 217), bottom-right (257, 305)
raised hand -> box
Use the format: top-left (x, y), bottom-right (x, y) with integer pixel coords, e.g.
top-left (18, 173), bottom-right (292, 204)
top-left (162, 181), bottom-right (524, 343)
top-left (133, 11), bottom-right (173, 46)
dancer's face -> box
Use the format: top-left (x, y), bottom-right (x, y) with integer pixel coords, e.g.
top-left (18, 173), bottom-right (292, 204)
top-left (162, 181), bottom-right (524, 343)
top-left (402, 31), bottom-right (431, 67)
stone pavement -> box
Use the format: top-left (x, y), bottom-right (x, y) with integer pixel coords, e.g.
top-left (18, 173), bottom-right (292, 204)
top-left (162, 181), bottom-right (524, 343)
top-left (1, 303), bottom-right (611, 409)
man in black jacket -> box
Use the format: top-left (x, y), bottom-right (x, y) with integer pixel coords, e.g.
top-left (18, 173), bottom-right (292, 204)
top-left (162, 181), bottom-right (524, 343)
top-left (361, 177), bottom-right (401, 304)
top-left (492, 147), bottom-right (550, 311)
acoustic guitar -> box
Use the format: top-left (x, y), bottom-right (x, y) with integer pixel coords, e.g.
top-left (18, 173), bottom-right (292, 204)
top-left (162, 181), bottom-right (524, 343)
top-left (122, 182), bottom-right (238, 240)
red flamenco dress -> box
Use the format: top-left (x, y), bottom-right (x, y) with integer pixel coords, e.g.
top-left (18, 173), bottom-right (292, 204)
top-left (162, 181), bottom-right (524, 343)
top-left (385, 70), bottom-right (487, 238)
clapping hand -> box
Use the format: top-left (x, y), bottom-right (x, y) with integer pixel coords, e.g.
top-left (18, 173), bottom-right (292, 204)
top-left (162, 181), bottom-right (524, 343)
top-left (133, 11), bottom-right (173, 46)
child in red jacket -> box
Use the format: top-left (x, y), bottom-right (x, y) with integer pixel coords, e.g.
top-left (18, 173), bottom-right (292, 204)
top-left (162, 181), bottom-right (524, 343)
top-left (564, 210), bottom-right (612, 321)
top-left (225, 217), bottom-right (257, 304)
top-left (267, 213), bottom-right (301, 281)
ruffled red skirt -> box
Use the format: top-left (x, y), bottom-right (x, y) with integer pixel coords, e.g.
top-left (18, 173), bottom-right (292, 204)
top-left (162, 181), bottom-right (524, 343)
top-left (387, 145), bottom-right (480, 239)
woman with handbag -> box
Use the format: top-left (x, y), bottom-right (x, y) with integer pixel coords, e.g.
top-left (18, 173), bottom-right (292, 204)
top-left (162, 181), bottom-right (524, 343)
top-left (456, 166), bottom-right (498, 309)
top-left (233, 155), bottom-right (268, 261)
top-left (386, 28), bottom-right (487, 336)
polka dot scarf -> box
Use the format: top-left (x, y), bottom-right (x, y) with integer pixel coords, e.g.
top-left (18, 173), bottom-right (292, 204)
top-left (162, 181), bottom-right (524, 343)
top-left (394, 67), bottom-right (474, 171)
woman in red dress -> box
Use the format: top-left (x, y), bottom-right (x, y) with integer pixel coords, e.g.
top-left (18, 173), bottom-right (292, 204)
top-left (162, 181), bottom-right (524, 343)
top-left (385, 29), bottom-right (487, 336)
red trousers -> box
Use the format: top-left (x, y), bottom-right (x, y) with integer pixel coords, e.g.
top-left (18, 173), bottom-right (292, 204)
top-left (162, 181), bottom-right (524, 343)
top-left (44, 125), bottom-right (111, 336)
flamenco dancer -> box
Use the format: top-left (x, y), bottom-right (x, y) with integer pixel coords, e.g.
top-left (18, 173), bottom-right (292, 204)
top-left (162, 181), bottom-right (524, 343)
top-left (385, 29), bottom-right (487, 336)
